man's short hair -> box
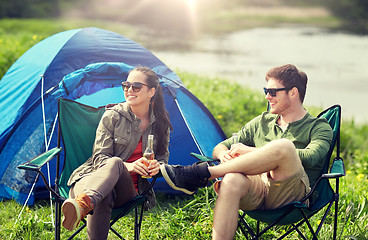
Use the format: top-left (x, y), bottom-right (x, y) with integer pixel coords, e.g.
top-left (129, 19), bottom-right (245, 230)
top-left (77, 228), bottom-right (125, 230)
top-left (265, 64), bottom-right (308, 103)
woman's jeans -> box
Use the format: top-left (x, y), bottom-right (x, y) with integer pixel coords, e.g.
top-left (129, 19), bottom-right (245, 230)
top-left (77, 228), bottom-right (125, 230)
top-left (70, 157), bottom-right (137, 240)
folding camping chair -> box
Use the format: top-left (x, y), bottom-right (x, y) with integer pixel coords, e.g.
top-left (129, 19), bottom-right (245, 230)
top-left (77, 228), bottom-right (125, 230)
top-left (18, 98), bottom-right (157, 240)
top-left (193, 104), bottom-right (345, 240)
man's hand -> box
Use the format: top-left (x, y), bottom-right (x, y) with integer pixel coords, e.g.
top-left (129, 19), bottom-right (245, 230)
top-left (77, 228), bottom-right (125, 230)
top-left (228, 143), bottom-right (255, 157)
top-left (215, 143), bottom-right (256, 163)
top-left (217, 150), bottom-right (234, 163)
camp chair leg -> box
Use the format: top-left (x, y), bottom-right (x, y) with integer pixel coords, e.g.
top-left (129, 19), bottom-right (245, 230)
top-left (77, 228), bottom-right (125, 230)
top-left (257, 207), bottom-right (296, 237)
top-left (293, 226), bottom-right (308, 240)
top-left (237, 226), bottom-right (250, 240)
top-left (110, 226), bottom-right (123, 239)
top-left (238, 206), bottom-right (296, 239)
top-left (277, 213), bottom-right (314, 240)
top-left (133, 203), bottom-right (145, 240)
top-left (134, 207), bottom-right (139, 240)
top-left (277, 222), bottom-right (306, 240)
top-left (55, 201), bottom-right (62, 240)
top-left (333, 200), bottom-right (338, 240)
top-left (276, 224), bottom-right (305, 240)
top-left (315, 201), bottom-right (334, 236)
top-left (333, 178), bottom-right (340, 240)
top-left (67, 219), bottom-right (87, 240)
top-left (237, 212), bottom-right (257, 239)
top-left (300, 210), bottom-right (318, 240)
top-left (237, 219), bottom-right (249, 238)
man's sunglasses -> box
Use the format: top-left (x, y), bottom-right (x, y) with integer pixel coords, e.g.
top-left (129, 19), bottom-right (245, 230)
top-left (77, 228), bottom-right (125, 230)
top-left (122, 82), bottom-right (151, 92)
top-left (263, 87), bottom-right (292, 97)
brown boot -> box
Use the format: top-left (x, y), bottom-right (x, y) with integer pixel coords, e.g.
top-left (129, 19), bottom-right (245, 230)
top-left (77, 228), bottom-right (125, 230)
top-left (62, 193), bottom-right (94, 231)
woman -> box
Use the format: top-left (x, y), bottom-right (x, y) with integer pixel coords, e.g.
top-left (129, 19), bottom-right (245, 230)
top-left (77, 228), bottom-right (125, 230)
top-left (61, 67), bottom-right (172, 239)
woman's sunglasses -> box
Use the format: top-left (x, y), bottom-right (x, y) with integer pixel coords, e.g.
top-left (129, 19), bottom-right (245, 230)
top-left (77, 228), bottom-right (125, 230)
top-left (263, 87), bottom-right (291, 97)
top-left (122, 82), bottom-right (151, 92)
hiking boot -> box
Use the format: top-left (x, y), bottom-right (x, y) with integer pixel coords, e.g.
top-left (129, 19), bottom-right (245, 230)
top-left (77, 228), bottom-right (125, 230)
top-left (160, 162), bottom-right (211, 195)
top-left (62, 193), bottom-right (94, 231)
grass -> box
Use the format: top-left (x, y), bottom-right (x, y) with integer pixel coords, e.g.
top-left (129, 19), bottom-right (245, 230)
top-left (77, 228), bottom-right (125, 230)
top-left (1, 72), bottom-right (368, 239)
top-left (1, 169), bottom-right (367, 239)
top-left (0, 18), bottom-right (139, 78)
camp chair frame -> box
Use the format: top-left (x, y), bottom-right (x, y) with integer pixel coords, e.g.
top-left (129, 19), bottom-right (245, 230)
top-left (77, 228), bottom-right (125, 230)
top-left (192, 104), bottom-right (345, 240)
top-left (18, 98), bottom-right (157, 240)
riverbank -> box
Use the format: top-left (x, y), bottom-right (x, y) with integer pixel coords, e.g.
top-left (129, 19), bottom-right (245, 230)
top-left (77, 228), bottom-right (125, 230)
top-left (61, 0), bottom-right (340, 35)
top-left (0, 1), bottom-right (341, 49)
top-left (199, 6), bottom-right (339, 34)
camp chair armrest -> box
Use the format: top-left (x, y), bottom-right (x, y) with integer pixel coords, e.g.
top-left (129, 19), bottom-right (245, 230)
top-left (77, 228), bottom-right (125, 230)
top-left (17, 147), bottom-right (62, 172)
top-left (322, 172), bottom-right (344, 178)
top-left (190, 153), bottom-right (220, 165)
top-left (301, 157), bottom-right (345, 203)
top-left (17, 147), bottom-right (63, 201)
top-left (322, 157), bottom-right (346, 179)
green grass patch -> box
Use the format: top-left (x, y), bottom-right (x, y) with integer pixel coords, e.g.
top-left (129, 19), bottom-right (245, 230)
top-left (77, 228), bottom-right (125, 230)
top-left (2, 173), bottom-right (367, 239)
top-left (0, 18), bottom-right (136, 79)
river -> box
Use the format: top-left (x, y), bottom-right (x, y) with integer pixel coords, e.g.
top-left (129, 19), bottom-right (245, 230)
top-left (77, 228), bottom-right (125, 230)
top-left (148, 26), bottom-right (368, 124)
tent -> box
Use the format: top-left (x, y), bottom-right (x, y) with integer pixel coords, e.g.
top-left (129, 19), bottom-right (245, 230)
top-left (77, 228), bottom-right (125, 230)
top-left (0, 27), bottom-right (226, 205)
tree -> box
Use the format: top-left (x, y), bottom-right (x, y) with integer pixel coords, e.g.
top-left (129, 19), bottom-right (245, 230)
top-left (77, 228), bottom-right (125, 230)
top-left (0, 0), bottom-right (61, 18)
top-left (321, 0), bottom-right (368, 33)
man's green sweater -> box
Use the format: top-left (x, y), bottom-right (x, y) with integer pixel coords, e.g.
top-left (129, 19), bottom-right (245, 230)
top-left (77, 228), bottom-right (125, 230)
top-left (220, 111), bottom-right (333, 186)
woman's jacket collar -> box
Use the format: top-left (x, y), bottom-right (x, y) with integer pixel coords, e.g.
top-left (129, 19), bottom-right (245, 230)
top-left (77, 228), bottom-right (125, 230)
top-left (106, 102), bottom-right (156, 124)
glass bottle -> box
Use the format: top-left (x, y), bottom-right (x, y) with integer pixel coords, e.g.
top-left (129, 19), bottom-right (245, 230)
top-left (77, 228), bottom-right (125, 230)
top-left (232, 133), bottom-right (239, 144)
top-left (142, 134), bottom-right (154, 178)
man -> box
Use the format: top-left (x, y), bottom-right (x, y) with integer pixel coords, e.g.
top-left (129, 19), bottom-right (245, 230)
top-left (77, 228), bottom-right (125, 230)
top-left (160, 64), bottom-right (333, 240)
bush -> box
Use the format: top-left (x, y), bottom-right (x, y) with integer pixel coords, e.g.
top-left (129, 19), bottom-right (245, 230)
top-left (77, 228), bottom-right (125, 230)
top-left (178, 70), bottom-right (266, 137)
top-left (0, 0), bottom-right (61, 18)
top-left (322, 0), bottom-right (368, 33)
top-left (0, 33), bottom-right (44, 78)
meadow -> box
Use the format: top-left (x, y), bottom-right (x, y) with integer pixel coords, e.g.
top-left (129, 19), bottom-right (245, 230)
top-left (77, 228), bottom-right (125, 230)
top-left (1, 19), bottom-right (368, 239)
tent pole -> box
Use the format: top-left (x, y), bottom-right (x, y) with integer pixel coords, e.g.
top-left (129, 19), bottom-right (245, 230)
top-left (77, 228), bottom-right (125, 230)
top-left (55, 112), bottom-right (62, 240)
top-left (41, 75), bottom-right (55, 226)
top-left (10, 176), bottom-right (39, 238)
top-left (174, 99), bottom-right (204, 155)
top-left (11, 77), bottom-right (58, 235)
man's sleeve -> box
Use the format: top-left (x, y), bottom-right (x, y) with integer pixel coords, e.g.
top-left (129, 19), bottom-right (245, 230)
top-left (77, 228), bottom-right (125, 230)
top-left (297, 119), bottom-right (333, 168)
top-left (218, 117), bottom-right (258, 149)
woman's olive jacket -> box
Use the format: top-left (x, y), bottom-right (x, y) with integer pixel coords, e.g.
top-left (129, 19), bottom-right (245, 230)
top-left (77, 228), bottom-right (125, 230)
top-left (67, 102), bottom-right (170, 209)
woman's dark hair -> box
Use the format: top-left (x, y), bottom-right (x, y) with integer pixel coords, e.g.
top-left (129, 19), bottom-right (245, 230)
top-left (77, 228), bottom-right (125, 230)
top-left (132, 67), bottom-right (172, 155)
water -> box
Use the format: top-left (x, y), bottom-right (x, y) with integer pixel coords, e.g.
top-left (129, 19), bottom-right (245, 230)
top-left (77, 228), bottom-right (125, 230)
top-left (150, 27), bottom-right (368, 123)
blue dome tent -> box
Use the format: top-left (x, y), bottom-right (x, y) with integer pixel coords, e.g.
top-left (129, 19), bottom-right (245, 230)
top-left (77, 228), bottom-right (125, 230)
top-left (0, 27), bottom-right (226, 205)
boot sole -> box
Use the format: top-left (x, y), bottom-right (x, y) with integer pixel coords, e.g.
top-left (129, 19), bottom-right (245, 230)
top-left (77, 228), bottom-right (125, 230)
top-left (62, 199), bottom-right (81, 231)
top-left (160, 165), bottom-right (195, 195)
